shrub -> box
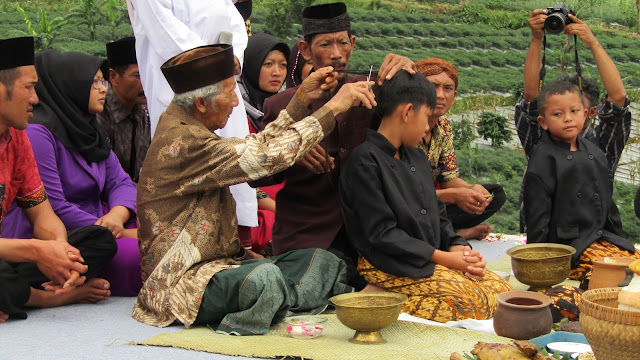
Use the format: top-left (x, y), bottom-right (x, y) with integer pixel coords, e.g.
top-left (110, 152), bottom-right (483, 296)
top-left (366, 23), bottom-right (382, 37)
top-left (390, 12), bottom-right (407, 23)
top-left (420, 37), bottom-right (438, 49)
top-left (477, 112), bottom-right (512, 148)
top-left (452, 116), bottom-right (476, 150)
top-left (457, 37), bottom-right (475, 50)
top-left (453, 54), bottom-right (472, 68)
top-left (424, 24), bottom-right (447, 38)
top-left (372, 11), bottom-right (392, 24)
top-left (356, 39), bottom-right (374, 50)
top-left (394, 24), bottom-right (412, 37)
top-left (386, 37), bottom-right (404, 50)
top-left (405, 38), bottom-right (421, 50)
top-left (380, 23), bottom-right (395, 36)
top-left (438, 38), bottom-right (458, 49)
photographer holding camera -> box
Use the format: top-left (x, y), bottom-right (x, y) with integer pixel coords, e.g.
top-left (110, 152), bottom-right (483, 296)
top-left (515, 6), bottom-right (631, 233)
top-left (516, 7), bottom-right (630, 177)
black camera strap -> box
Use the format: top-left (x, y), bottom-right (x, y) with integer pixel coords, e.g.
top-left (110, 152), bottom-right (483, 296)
top-left (539, 34), bottom-right (583, 92)
top-left (539, 35), bottom-right (547, 92)
top-left (573, 34), bottom-right (583, 91)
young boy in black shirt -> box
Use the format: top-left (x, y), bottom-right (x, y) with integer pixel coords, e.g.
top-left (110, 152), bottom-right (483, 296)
top-left (523, 79), bottom-right (639, 283)
top-left (339, 70), bottom-right (512, 322)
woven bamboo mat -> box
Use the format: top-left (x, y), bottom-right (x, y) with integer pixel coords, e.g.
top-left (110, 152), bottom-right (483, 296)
top-left (134, 314), bottom-right (511, 360)
top-left (133, 255), bottom-right (578, 359)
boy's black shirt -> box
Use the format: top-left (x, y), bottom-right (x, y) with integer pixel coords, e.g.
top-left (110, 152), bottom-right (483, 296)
top-left (339, 129), bottom-right (468, 278)
top-left (523, 132), bottom-right (634, 266)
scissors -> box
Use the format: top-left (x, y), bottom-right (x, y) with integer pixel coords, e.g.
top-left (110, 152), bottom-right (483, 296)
top-left (366, 65), bottom-right (373, 91)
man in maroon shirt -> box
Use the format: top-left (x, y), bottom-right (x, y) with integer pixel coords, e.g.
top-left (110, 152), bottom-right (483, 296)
top-left (257, 3), bottom-right (416, 288)
top-left (0, 37), bottom-right (116, 322)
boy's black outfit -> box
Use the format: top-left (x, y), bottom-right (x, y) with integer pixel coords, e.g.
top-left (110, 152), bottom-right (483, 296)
top-left (523, 132), bottom-right (635, 267)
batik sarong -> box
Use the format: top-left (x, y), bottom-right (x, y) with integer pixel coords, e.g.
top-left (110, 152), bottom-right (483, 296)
top-left (357, 257), bottom-right (513, 323)
top-left (569, 239), bottom-right (640, 281)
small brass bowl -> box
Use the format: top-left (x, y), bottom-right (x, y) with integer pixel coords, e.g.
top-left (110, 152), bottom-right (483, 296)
top-left (329, 292), bottom-right (407, 345)
top-left (507, 243), bottom-right (576, 292)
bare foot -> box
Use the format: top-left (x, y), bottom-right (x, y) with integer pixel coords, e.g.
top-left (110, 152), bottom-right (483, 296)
top-left (0, 311), bottom-right (8, 323)
top-left (456, 224), bottom-right (493, 240)
top-left (360, 284), bottom-right (386, 293)
top-left (26, 278), bottom-right (111, 308)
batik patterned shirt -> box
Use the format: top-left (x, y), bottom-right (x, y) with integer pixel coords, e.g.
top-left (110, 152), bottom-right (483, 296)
top-left (0, 128), bottom-right (47, 232)
top-left (417, 116), bottom-right (459, 184)
top-left (97, 88), bottom-right (151, 182)
top-left (133, 96), bottom-right (335, 328)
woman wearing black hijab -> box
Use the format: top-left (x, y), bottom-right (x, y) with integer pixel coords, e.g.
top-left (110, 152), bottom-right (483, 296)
top-left (238, 33), bottom-right (290, 132)
top-left (237, 34), bottom-right (290, 253)
top-left (3, 50), bottom-right (142, 297)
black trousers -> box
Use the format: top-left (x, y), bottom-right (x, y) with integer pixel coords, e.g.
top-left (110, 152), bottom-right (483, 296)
top-left (328, 227), bottom-right (367, 291)
top-left (445, 183), bottom-right (506, 230)
top-left (0, 225), bottom-right (116, 319)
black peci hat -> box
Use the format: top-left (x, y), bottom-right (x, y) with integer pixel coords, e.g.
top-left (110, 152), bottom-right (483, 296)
top-left (106, 36), bottom-right (137, 69)
top-left (301, 2), bottom-right (350, 37)
top-left (0, 37), bottom-right (35, 71)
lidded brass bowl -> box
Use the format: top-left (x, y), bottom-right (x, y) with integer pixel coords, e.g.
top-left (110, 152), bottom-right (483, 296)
top-left (329, 292), bottom-right (407, 345)
top-left (507, 243), bottom-right (576, 292)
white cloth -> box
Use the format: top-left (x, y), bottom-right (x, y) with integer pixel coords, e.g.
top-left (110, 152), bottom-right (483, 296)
top-left (128, 0), bottom-right (257, 226)
top-left (398, 313), bottom-right (497, 335)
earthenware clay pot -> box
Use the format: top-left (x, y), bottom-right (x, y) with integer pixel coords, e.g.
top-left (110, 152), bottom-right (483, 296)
top-left (493, 290), bottom-right (553, 340)
top-left (588, 257), bottom-right (636, 290)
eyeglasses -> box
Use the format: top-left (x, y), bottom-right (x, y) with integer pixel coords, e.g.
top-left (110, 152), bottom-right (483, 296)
top-left (92, 79), bottom-right (109, 90)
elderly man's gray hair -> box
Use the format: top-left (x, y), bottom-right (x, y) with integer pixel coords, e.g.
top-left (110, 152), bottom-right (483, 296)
top-left (173, 82), bottom-right (222, 111)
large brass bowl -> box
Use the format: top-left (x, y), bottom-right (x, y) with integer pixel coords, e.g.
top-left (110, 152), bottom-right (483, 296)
top-left (329, 292), bottom-right (407, 345)
top-left (506, 243), bottom-right (576, 292)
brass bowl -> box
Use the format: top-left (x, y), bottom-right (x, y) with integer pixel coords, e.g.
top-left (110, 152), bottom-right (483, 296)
top-left (329, 292), bottom-right (407, 345)
top-left (506, 243), bottom-right (576, 292)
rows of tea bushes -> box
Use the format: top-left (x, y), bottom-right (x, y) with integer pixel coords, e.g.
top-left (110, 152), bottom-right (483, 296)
top-left (250, 8), bottom-right (640, 94)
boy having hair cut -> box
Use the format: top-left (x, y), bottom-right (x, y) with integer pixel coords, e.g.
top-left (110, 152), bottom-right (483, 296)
top-left (523, 79), bottom-right (640, 285)
top-left (339, 70), bottom-right (512, 322)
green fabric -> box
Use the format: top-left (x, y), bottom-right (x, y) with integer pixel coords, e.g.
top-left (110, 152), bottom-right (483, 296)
top-left (193, 248), bottom-right (353, 335)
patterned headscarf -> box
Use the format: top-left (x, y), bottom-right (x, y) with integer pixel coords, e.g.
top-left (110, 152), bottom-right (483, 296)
top-left (415, 58), bottom-right (458, 90)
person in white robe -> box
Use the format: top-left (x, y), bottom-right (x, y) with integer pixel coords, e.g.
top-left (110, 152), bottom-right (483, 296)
top-left (127, 0), bottom-right (257, 228)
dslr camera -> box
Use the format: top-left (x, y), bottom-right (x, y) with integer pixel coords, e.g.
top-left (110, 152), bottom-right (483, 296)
top-left (544, 2), bottom-right (575, 34)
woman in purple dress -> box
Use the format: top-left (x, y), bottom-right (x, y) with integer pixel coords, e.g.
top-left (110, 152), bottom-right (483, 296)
top-left (2, 50), bottom-right (141, 296)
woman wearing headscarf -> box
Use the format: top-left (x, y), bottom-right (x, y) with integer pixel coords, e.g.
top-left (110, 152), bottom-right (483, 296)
top-left (238, 33), bottom-right (290, 132)
top-left (237, 33), bottom-right (290, 253)
top-left (2, 50), bottom-right (141, 296)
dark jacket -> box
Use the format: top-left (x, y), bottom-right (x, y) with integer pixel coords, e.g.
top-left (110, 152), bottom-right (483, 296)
top-left (340, 130), bottom-right (468, 278)
top-left (523, 132), bottom-right (634, 267)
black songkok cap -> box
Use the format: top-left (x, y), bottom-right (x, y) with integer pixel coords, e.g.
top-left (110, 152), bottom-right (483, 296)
top-left (301, 2), bottom-right (350, 37)
top-left (161, 44), bottom-right (235, 94)
top-left (0, 37), bottom-right (35, 71)
top-left (106, 36), bottom-right (137, 68)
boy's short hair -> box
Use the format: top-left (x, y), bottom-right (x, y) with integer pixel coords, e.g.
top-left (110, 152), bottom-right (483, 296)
top-left (555, 73), bottom-right (599, 108)
top-left (371, 70), bottom-right (437, 130)
top-left (538, 78), bottom-right (586, 116)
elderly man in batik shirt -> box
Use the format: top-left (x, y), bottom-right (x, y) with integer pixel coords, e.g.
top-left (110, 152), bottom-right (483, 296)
top-left (133, 44), bottom-right (375, 334)
top-left (97, 37), bottom-right (150, 183)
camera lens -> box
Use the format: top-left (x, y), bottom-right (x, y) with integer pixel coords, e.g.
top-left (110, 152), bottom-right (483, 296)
top-left (545, 13), bottom-right (566, 34)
